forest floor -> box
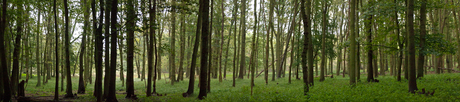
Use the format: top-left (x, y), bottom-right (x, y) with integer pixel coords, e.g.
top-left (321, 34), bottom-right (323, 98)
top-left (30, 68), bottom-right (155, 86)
top-left (15, 72), bottom-right (460, 102)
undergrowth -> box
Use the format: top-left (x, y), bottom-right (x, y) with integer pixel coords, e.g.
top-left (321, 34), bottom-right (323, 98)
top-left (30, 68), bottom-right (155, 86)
top-left (22, 73), bottom-right (460, 101)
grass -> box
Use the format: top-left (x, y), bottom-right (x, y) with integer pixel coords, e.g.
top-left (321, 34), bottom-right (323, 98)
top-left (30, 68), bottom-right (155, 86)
top-left (22, 73), bottom-right (460, 102)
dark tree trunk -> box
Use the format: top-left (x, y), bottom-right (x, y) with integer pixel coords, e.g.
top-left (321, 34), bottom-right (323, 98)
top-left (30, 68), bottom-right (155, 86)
top-left (78, 0), bottom-right (89, 94)
top-left (106, 0), bottom-right (118, 101)
top-left (417, 0), bottom-right (426, 79)
top-left (300, 0), bottom-right (311, 95)
top-left (126, 0), bottom-right (136, 98)
top-left (407, 0), bottom-right (418, 93)
top-left (238, 0), bottom-right (247, 79)
top-left (11, 2), bottom-right (23, 96)
top-left (366, 0), bottom-right (374, 82)
top-left (198, 0), bottom-right (210, 98)
top-left (92, 0), bottom-right (104, 100)
top-left (103, 0), bottom-right (111, 98)
top-left (184, 4), bottom-right (201, 96)
top-left (53, 0), bottom-right (60, 100)
top-left (64, 0), bottom-right (75, 98)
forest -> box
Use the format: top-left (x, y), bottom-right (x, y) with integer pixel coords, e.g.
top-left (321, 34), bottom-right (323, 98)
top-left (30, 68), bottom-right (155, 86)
top-left (0, 0), bottom-right (459, 101)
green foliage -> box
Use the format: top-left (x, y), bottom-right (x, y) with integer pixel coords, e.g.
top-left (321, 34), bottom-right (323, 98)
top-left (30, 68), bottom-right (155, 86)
top-left (24, 73), bottom-right (460, 101)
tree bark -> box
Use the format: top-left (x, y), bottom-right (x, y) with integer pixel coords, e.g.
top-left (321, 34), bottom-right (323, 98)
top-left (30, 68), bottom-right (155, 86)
top-left (126, 0), bottom-right (136, 98)
top-left (198, 0), bottom-right (210, 98)
top-left (417, 0), bottom-right (426, 78)
top-left (106, 0), bottom-right (118, 101)
top-left (407, 0), bottom-right (418, 93)
top-left (238, 0), bottom-right (247, 79)
top-left (78, 0), bottom-right (89, 94)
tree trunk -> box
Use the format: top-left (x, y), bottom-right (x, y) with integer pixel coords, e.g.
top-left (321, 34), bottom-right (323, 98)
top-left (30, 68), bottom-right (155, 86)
top-left (126, 0), bottom-right (136, 98)
top-left (91, 0), bottom-right (104, 100)
top-left (11, 2), bottom-right (23, 95)
top-left (349, 0), bottom-right (357, 85)
top-left (0, 0), bottom-right (12, 100)
top-left (103, 0), bottom-right (111, 98)
top-left (320, 0), bottom-right (327, 82)
top-left (300, 0), bottom-right (312, 94)
top-left (198, 0), bottom-right (210, 98)
top-left (106, 0), bottom-right (118, 100)
top-left (418, 0), bottom-right (426, 78)
top-left (407, 0), bottom-right (418, 93)
top-left (238, 0), bottom-right (247, 79)
top-left (366, 0), bottom-right (374, 82)
top-left (170, 0), bottom-right (176, 85)
top-left (78, 0), bottom-right (89, 94)
top-left (63, 0), bottom-right (75, 98)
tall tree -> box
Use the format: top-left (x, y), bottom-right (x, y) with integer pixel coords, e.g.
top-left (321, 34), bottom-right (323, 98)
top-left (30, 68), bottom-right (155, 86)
top-left (407, 0), bottom-right (418, 93)
top-left (91, 0), bottom-right (104, 100)
top-left (348, 0), bottom-right (357, 85)
top-left (78, 0), bottom-right (90, 94)
top-left (147, 0), bottom-right (156, 96)
top-left (0, 0), bottom-right (11, 101)
top-left (36, 6), bottom-right (42, 87)
top-left (126, 0), bottom-right (136, 98)
top-left (366, 0), bottom-right (374, 82)
top-left (64, 0), bottom-right (75, 98)
top-left (250, 0), bottom-right (258, 95)
top-left (300, 0), bottom-right (311, 95)
top-left (170, 0), bottom-right (177, 84)
top-left (198, 0), bottom-right (210, 98)
top-left (238, 0), bottom-right (247, 79)
top-left (11, 1), bottom-right (24, 95)
top-left (184, 0), bottom-right (202, 96)
top-left (417, 0), bottom-right (426, 78)
top-left (54, 0), bottom-right (60, 100)
top-left (319, 0), bottom-right (327, 82)
top-left (106, 0), bottom-right (118, 101)
top-left (104, 0), bottom-right (111, 98)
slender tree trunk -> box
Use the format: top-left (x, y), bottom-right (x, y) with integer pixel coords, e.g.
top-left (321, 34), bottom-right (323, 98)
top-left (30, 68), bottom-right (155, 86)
top-left (106, 0), bottom-right (118, 100)
top-left (184, 5), bottom-right (201, 96)
top-left (92, 0), bottom-right (104, 100)
top-left (198, 0), bottom-right (210, 98)
top-left (300, 0), bottom-right (312, 94)
top-left (0, 0), bottom-right (11, 100)
top-left (418, 0), bottom-right (426, 78)
top-left (407, 0), bottom-right (418, 93)
top-left (11, 2), bottom-right (24, 95)
top-left (52, 0), bottom-right (60, 100)
top-left (349, 0), bottom-right (357, 85)
top-left (238, 0), bottom-right (247, 79)
top-left (366, 0), bottom-right (374, 82)
top-left (126, 0), bottom-right (136, 98)
top-left (78, 0), bottom-right (89, 94)
top-left (320, 0), bottom-right (327, 81)
top-left (170, 0), bottom-right (176, 84)
top-left (103, 0), bottom-right (111, 98)
top-left (64, 0), bottom-right (75, 98)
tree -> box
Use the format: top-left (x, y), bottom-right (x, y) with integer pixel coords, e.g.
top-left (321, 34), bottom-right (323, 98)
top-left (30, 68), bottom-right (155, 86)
top-left (64, 0), bottom-right (75, 98)
top-left (91, 0), bottom-right (104, 100)
top-left (106, 0), bottom-right (118, 101)
top-left (126, 0), bottom-right (136, 98)
top-left (348, 0), bottom-right (356, 85)
top-left (366, 0), bottom-right (374, 82)
top-left (11, 1), bottom-right (24, 96)
top-left (147, 0), bottom-right (157, 96)
top-left (417, 0), bottom-right (426, 78)
top-left (184, 0), bottom-right (202, 96)
top-left (319, 0), bottom-right (327, 82)
top-left (170, 0), bottom-right (176, 84)
top-left (78, 0), bottom-right (90, 94)
top-left (250, 0), bottom-right (258, 95)
top-left (407, 0), bottom-right (417, 93)
top-left (0, 0), bottom-right (11, 101)
top-left (300, 0), bottom-right (311, 95)
top-left (104, 0), bottom-right (111, 98)
top-left (198, 0), bottom-right (210, 98)
top-left (54, 0), bottom-right (60, 100)
top-left (238, 0), bottom-right (247, 79)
